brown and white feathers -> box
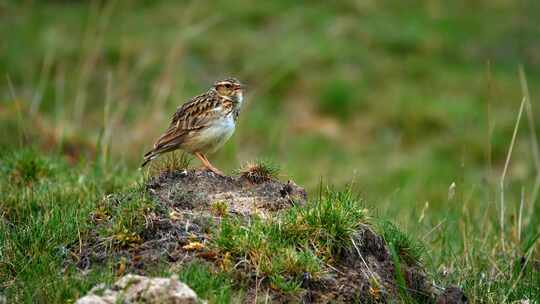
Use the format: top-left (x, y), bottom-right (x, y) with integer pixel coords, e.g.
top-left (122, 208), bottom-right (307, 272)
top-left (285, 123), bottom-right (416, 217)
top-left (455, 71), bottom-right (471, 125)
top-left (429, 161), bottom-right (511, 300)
top-left (141, 78), bottom-right (244, 168)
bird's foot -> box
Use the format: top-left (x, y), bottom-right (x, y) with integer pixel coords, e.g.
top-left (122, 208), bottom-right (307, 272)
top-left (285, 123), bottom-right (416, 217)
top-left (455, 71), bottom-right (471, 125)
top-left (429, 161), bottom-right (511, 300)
top-left (198, 165), bottom-right (224, 177)
top-left (207, 166), bottom-right (225, 177)
top-left (194, 152), bottom-right (225, 177)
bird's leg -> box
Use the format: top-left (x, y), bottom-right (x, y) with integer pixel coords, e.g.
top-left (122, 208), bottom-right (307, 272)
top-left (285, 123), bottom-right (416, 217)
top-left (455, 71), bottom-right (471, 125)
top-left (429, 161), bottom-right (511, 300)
top-left (202, 154), bottom-right (225, 176)
top-left (194, 152), bottom-right (224, 176)
top-left (194, 152), bottom-right (210, 170)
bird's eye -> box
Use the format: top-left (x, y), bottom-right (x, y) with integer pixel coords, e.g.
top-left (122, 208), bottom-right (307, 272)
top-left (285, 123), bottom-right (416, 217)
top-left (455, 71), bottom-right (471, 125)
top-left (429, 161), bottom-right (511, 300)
top-left (225, 84), bottom-right (232, 89)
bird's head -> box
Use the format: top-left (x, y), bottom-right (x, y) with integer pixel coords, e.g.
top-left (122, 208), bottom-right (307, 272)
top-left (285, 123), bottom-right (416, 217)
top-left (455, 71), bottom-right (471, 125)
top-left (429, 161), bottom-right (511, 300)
top-left (213, 77), bottom-right (244, 104)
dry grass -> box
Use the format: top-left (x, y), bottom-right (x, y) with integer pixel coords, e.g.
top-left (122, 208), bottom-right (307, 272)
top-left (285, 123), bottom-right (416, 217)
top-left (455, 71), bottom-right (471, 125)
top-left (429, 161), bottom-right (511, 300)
top-left (237, 159), bottom-right (280, 183)
top-left (145, 151), bottom-right (191, 176)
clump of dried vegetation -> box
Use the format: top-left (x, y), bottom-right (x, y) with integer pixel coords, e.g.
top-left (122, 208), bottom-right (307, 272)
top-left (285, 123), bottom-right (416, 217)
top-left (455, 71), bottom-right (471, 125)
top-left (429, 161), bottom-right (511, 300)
top-left (237, 159), bottom-right (281, 184)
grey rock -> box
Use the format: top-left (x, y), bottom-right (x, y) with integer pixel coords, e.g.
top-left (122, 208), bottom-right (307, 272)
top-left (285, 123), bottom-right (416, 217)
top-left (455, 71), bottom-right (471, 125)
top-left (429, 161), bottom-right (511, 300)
top-left (76, 274), bottom-right (199, 304)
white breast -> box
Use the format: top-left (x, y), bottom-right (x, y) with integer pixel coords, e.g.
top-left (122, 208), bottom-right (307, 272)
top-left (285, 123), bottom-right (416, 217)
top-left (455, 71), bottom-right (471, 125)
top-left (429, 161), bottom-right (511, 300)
top-left (183, 112), bottom-right (236, 154)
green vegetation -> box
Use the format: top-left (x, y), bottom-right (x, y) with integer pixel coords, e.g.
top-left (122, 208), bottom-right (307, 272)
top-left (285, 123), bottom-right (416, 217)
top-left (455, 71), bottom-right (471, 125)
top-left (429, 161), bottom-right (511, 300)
top-left (213, 188), bottom-right (366, 294)
top-left (97, 187), bottom-right (157, 249)
top-left (177, 261), bottom-right (237, 304)
top-left (381, 221), bottom-right (428, 303)
top-left (0, 149), bottom-right (134, 302)
top-left (1, 0), bottom-right (540, 303)
top-left (377, 220), bottom-right (425, 267)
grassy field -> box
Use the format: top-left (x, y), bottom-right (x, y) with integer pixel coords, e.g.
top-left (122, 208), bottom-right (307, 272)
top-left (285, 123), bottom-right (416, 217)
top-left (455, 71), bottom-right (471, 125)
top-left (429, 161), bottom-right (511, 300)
top-left (1, 1), bottom-right (540, 302)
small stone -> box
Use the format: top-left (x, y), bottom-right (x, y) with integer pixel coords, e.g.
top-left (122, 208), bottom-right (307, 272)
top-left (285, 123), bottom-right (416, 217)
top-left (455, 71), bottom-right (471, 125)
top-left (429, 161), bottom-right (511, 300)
top-left (76, 274), bottom-right (199, 304)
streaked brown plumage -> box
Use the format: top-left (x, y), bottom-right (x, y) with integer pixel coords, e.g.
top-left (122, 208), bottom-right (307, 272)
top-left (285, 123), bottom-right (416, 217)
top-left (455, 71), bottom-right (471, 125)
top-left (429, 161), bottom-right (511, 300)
top-left (141, 78), bottom-right (244, 175)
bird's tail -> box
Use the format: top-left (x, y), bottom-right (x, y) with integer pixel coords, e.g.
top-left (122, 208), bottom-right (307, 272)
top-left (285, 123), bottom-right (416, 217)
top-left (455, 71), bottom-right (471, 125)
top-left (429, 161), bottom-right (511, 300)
top-left (141, 150), bottom-right (158, 168)
top-left (141, 144), bottom-right (177, 168)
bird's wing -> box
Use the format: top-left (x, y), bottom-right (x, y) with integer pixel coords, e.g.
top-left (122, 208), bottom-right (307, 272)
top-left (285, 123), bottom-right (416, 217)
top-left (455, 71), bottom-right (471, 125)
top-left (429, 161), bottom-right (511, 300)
top-left (152, 91), bottom-right (225, 150)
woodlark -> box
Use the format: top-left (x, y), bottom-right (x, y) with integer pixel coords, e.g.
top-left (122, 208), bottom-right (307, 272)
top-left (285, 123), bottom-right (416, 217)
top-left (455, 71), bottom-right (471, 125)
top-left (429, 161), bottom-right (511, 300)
top-left (141, 78), bottom-right (245, 175)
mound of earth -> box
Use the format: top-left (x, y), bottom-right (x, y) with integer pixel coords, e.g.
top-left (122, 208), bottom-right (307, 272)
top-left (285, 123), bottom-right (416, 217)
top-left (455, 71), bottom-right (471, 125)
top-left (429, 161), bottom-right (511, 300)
top-left (147, 169), bottom-right (307, 217)
top-left (71, 169), bottom-right (465, 303)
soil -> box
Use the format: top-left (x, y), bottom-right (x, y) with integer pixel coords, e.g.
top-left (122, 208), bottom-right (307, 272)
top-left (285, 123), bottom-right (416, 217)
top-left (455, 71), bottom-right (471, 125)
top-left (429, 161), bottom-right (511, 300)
top-left (68, 169), bottom-right (463, 303)
top-left (69, 170), bottom-right (306, 275)
top-left (147, 169), bottom-right (307, 217)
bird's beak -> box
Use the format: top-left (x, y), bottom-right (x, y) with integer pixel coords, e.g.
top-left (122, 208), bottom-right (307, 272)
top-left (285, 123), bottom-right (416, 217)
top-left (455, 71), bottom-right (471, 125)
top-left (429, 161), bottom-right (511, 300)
top-left (234, 84), bottom-right (244, 90)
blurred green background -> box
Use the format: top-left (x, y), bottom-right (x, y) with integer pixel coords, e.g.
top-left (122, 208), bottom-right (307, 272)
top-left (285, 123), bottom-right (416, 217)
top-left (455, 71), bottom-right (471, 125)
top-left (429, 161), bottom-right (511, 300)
top-left (2, 1), bottom-right (540, 299)
top-left (4, 1), bottom-right (540, 206)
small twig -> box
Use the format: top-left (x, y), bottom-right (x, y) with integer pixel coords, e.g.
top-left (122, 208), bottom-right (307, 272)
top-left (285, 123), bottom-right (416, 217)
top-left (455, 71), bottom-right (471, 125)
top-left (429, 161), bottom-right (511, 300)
top-left (264, 289), bottom-right (270, 304)
top-left (254, 275), bottom-right (260, 304)
top-left (350, 236), bottom-right (379, 285)
top-left (500, 96), bottom-right (526, 250)
top-left (325, 262), bottom-right (345, 275)
top-left (233, 259), bottom-right (248, 270)
top-left (78, 216), bottom-right (83, 255)
top-left (422, 219), bottom-right (446, 241)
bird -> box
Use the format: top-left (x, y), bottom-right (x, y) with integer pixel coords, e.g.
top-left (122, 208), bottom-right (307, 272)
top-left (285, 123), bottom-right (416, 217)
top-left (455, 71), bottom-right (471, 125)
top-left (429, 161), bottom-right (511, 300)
top-left (141, 77), bottom-right (245, 175)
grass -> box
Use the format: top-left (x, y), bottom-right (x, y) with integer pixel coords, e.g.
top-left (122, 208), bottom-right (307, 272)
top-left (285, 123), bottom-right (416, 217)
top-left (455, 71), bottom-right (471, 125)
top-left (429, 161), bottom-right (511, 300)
top-left (377, 220), bottom-right (425, 267)
top-left (0, 150), bottom-right (371, 302)
top-left (96, 186), bottom-right (157, 249)
top-left (177, 261), bottom-right (238, 304)
top-left (145, 151), bottom-right (191, 176)
top-left (213, 188), bottom-right (367, 292)
top-left (380, 220), bottom-right (429, 303)
top-left (1, 148), bottom-right (539, 302)
top-left (1, 0), bottom-right (540, 303)
top-left (0, 149), bottom-right (135, 302)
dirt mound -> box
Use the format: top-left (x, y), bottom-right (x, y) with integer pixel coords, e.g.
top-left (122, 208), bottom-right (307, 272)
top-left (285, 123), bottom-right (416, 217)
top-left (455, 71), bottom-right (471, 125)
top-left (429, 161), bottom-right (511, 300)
top-left (302, 226), bottom-right (435, 303)
top-left (69, 169), bottom-right (462, 303)
top-left (70, 170), bottom-right (307, 273)
top-left (147, 169), bottom-right (307, 217)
